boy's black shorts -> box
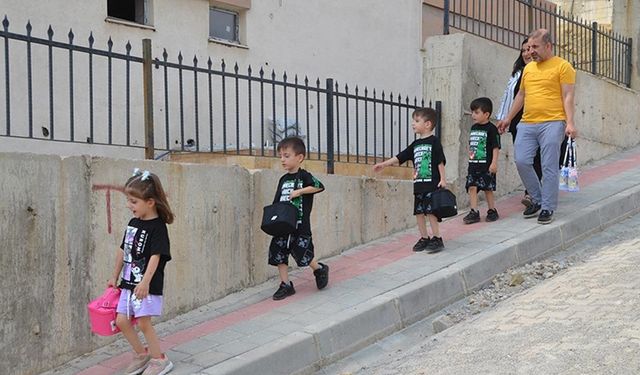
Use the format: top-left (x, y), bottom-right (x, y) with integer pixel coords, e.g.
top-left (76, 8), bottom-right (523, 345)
top-left (465, 171), bottom-right (497, 192)
top-left (269, 233), bottom-right (314, 267)
top-left (413, 192), bottom-right (442, 222)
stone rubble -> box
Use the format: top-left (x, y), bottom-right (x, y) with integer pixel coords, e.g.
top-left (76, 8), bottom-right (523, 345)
top-left (438, 259), bottom-right (571, 327)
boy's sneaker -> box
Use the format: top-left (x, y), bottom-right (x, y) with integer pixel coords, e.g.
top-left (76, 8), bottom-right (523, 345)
top-left (142, 354), bottom-right (173, 375)
top-left (272, 281), bottom-right (295, 300)
top-left (314, 263), bottom-right (329, 290)
top-left (124, 351), bottom-right (151, 375)
top-left (486, 208), bottom-right (499, 222)
top-left (537, 210), bottom-right (554, 224)
top-left (412, 237), bottom-right (430, 252)
top-left (523, 203), bottom-right (541, 218)
top-left (426, 236), bottom-right (444, 253)
top-left (463, 209), bottom-right (480, 224)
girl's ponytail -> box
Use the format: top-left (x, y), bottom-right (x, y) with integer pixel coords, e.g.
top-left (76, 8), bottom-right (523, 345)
top-left (125, 170), bottom-right (175, 224)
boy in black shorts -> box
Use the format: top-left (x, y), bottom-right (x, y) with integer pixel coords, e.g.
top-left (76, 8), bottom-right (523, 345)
top-left (373, 107), bottom-right (447, 253)
top-left (269, 136), bottom-right (328, 300)
top-left (463, 97), bottom-right (501, 224)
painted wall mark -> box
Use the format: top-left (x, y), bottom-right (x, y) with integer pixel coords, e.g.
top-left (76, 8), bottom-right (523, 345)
top-left (92, 184), bottom-right (125, 234)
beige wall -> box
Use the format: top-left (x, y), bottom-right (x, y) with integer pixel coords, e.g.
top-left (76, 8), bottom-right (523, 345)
top-left (551, 0), bottom-right (612, 25)
top-left (423, 32), bottom-right (640, 207)
top-left (422, 0), bottom-right (557, 47)
top-left (0, 152), bottom-right (414, 375)
top-left (612, 0), bottom-right (640, 89)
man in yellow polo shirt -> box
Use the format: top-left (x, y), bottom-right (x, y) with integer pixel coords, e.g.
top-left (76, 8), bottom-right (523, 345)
top-left (497, 29), bottom-right (577, 224)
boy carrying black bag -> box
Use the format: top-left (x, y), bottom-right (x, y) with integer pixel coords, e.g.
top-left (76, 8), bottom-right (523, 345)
top-left (266, 136), bottom-right (328, 301)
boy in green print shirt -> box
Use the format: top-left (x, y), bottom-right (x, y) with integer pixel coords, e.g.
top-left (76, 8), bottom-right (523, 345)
top-left (374, 107), bottom-right (447, 253)
top-left (268, 136), bottom-right (328, 301)
top-left (463, 97), bottom-right (501, 224)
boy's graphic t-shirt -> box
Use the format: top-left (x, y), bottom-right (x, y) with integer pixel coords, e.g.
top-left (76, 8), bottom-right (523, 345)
top-left (396, 135), bottom-right (446, 194)
top-left (468, 122), bottom-right (501, 174)
top-left (119, 217), bottom-right (171, 295)
top-left (273, 168), bottom-right (325, 235)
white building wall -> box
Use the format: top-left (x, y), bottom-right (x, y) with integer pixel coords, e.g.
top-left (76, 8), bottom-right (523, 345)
top-left (0, 0), bottom-right (425, 158)
top-left (612, 0), bottom-right (640, 89)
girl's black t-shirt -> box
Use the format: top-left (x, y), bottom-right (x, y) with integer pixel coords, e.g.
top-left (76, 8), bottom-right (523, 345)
top-left (119, 217), bottom-right (171, 295)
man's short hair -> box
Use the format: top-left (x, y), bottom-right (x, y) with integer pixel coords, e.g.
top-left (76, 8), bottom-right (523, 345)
top-left (470, 97), bottom-right (493, 115)
top-left (529, 29), bottom-right (553, 45)
top-left (412, 107), bottom-right (437, 125)
top-left (277, 136), bottom-right (306, 156)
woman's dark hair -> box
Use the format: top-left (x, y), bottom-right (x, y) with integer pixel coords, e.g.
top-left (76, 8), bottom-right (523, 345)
top-left (511, 38), bottom-right (529, 77)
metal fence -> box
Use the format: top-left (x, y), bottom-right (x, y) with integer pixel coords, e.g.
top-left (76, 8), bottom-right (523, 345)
top-left (0, 17), bottom-right (440, 173)
top-left (1, 17), bottom-right (147, 150)
top-left (442, 0), bottom-right (633, 87)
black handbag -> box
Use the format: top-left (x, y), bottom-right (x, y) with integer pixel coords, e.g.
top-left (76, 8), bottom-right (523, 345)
top-left (430, 189), bottom-right (458, 218)
top-left (261, 201), bottom-right (298, 236)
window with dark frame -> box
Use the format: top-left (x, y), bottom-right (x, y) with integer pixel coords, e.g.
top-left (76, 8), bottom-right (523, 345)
top-left (107, 0), bottom-right (150, 25)
top-left (209, 7), bottom-right (240, 43)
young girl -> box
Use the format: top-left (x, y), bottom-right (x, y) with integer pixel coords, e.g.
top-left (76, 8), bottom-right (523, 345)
top-left (106, 169), bottom-right (174, 375)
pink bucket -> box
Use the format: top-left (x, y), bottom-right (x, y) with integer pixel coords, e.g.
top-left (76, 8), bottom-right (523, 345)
top-left (87, 287), bottom-right (136, 336)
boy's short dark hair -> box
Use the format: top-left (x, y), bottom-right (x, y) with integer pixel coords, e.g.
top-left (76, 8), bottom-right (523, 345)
top-left (277, 136), bottom-right (306, 156)
top-left (470, 97), bottom-right (493, 115)
top-left (412, 107), bottom-right (437, 126)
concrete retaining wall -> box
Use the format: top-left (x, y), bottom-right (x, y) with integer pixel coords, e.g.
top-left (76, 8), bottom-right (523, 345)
top-left (424, 33), bottom-right (640, 207)
top-left (0, 152), bottom-right (413, 375)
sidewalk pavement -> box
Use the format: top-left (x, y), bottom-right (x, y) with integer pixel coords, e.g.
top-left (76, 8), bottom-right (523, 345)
top-left (342, 210), bottom-right (640, 375)
top-left (44, 145), bottom-right (640, 375)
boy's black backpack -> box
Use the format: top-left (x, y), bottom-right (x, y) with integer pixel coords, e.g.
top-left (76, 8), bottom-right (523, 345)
top-left (261, 201), bottom-right (298, 236)
top-left (430, 189), bottom-right (458, 219)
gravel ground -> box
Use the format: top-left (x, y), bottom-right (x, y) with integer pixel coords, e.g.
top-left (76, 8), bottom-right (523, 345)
top-left (439, 258), bottom-right (571, 327)
top-left (319, 213), bottom-right (640, 375)
top-left (316, 215), bottom-right (640, 375)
